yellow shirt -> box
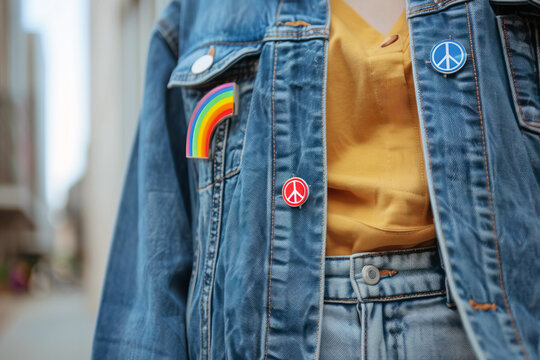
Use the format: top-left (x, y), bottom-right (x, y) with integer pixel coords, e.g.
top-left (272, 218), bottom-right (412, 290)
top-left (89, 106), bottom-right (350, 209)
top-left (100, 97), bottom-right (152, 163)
top-left (326, 0), bottom-right (437, 256)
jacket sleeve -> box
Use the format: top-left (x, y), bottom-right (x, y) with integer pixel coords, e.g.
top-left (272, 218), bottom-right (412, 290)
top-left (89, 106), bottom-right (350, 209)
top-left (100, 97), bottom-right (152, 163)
top-left (92, 3), bottom-right (194, 359)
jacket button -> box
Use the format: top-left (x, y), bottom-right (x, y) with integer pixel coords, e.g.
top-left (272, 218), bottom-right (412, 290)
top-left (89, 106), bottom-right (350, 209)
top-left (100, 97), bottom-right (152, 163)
top-left (362, 265), bottom-right (380, 285)
top-left (380, 34), bottom-right (399, 48)
top-left (191, 46), bottom-right (215, 74)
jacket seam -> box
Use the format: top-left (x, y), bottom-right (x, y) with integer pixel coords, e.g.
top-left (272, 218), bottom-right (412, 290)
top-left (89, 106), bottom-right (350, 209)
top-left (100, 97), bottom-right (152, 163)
top-left (187, 40), bottom-right (263, 55)
top-left (410, 6), bottom-right (466, 356)
top-left (262, 32), bottom-right (330, 41)
top-left (363, 303), bottom-right (367, 360)
top-left (314, 36), bottom-right (329, 360)
top-left (199, 136), bottom-right (219, 359)
top-left (323, 298), bottom-right (358, 303)
top-left (408, 0), bottom-right (463, 16)
top-left (206, 121), bottom-right (228, 360)
top-left (363, 289), bottom-right (446, 302)
top-left (275, 0), bottom-right (285, 25)
top-left (264, 41), bottom-right (278, 360)
top-left (502, 17), bottom-right (540, 129)
top-left (409, 0), bottom-right (437, 11)
top-left (264, 27), bottom-right (328, 36)
top-left (186, 237), bottom-right (200, 333)
top-left (156, 19), bottom-right (179, 58)
top-left (465, 3), bottom-right (530, 359)
top-left (196, 168), bottom-right (240, 192)
top-left (199, 121), bottom-right (228, 359)
top-left (352, 245), bottom-right (438, 259)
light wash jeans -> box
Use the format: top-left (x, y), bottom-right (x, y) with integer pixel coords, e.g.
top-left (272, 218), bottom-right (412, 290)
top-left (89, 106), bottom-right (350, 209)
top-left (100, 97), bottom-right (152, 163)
top-left (320, 245), bottom-right (477, 360)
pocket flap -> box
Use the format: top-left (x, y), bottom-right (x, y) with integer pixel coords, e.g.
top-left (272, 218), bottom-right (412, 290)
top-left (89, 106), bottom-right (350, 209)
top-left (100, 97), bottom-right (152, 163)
top-left (167, 42), bottom-right (263, 88)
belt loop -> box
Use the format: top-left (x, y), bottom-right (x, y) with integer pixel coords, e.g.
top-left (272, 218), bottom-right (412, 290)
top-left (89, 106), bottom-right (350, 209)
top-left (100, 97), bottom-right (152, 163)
top-left (348, 254), bottom-right (364, 304)
top-left (445, 276), bottom-right (456, 308)
top-left (435, 240), bottom-right (456, 308)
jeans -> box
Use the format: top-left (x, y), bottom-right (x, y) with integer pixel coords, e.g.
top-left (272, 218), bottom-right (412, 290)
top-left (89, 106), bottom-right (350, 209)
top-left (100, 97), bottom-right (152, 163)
top-left (320, 245), bottom-right (477, 360)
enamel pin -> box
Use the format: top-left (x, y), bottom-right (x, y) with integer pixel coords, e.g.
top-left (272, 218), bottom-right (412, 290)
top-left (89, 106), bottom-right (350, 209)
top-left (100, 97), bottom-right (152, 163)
top-left (429, 39), bottom-right (467, 74)
top-left (186, 82), bottom-right (237, 159)
top-left (282, 177), bottom-right (309, 207)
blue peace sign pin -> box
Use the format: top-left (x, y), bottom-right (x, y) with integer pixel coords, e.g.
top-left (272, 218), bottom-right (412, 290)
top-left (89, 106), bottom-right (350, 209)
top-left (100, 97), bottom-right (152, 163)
top-left (430, 39), bottom-right (467, 74)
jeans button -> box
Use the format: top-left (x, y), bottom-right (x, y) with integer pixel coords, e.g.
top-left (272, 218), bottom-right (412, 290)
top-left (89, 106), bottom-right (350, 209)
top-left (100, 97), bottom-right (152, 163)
top-left (362, 265), bottom-right (380, 285)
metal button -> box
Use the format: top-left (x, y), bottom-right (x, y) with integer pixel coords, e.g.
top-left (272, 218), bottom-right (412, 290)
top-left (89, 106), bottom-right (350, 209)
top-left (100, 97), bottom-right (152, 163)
top-left (191, 46), bottom-right (215, 74)
top-left (362, 265), bottom-right (380, 285)
top-left (380, 34), bottom-right (399, 48)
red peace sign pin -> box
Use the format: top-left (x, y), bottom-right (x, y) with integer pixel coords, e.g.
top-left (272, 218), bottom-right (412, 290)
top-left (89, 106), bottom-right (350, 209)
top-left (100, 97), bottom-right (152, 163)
top-left (282, 177), bottom-right (309, 207)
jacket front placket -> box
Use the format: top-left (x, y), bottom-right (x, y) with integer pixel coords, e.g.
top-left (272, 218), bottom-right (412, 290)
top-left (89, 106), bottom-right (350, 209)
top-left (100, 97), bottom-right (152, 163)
top-left (406, 0), bottom-right (531, 359)
top-left (262, 1), bottom-right (331, 359)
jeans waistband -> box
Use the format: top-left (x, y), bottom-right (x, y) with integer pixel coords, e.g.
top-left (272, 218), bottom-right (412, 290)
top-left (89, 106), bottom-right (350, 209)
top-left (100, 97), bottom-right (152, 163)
top-left (324, 245), bottom-right (454, 305)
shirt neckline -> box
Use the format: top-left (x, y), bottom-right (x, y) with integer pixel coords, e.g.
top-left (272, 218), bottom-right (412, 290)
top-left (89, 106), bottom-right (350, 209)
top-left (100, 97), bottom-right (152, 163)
top-left (331, 0), bottom-right (408, 48)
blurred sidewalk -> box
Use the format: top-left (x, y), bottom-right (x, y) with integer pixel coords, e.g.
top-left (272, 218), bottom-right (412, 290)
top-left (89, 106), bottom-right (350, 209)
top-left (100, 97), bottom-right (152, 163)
top-left (0, 288), bottom-right (95, 360)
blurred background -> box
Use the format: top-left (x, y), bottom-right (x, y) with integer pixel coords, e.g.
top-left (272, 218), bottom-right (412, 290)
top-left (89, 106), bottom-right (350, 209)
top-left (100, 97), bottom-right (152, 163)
top-left (0, 0), bottom-right (169, 358)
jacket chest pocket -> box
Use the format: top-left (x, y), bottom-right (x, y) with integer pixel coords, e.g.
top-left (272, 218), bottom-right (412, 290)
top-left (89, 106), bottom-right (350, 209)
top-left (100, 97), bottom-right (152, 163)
top-left (492, 0), bottom-right (540, 134)
top-left (168, 43), bottom-right (263, 357)
top-left (169, 42), bottom-right (263, 190)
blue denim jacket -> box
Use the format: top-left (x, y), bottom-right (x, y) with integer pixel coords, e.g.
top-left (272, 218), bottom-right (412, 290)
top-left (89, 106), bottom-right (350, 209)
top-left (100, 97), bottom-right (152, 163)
top-left (92, 0), bottom-right (540, 359)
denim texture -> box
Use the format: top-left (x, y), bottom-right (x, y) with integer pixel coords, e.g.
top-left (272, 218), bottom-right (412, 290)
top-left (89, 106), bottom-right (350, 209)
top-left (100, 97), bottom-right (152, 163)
top-left (321, 246), bottom-right (476, 360)
top-left (92, 0), bottom-right (540, 359)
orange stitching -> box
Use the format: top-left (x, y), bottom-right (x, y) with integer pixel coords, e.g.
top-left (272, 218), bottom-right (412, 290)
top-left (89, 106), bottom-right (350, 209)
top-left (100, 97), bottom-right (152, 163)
top-left (363, 303), bottom-right (367, 359)
top-left (466, 4), bottom-right (530, 359)
top-left (213, 129), bottom-right (218, 179)
top-left (380, 269), bottom-right (398, 277)
top-left (502, 18), bottom-right (540, 129)
top-left (410, 0), bottom-right (457, 13)
top-left (206, 121), bottom-right (228, 357)
top-left (407, 0), bottom-right (459, 11)
top-left (365, 289), bottom-right (446, 301)
top-left (469, 299), bottom-right (497, 311)
top-left (264, 28), bottom-right (328, 36)
top-left (189, 40), bottom-right (262, 54)
top-left (409, 7), bottom-right (472, 355)
top-left (263, 42), bottom-right (278, 360)
top-left (356, 244), bottom-right (437, 258)
top-left (409, 1), bottom-right (436, 10)
top-left (408, 0), bottom-right (459, 16)
top-left (275, 0), bottom-right (284, 25)
top-left (315, 38), bottom-right (329, 360)
top-left (196, 168), bottom-right (240, 191)
top-left (282, 20), bottom-right (311, 27)
top-left (263, 32), bottom-right (330, 41)
top-left (200, 125), bottom-right (222, 359)
top-left (324, 298), bottom-right (358, 303)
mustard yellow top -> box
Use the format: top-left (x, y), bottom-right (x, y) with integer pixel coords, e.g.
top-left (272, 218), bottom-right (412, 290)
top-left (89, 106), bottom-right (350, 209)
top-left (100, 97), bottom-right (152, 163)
top-left (325, 0), bottom-right (437, 256)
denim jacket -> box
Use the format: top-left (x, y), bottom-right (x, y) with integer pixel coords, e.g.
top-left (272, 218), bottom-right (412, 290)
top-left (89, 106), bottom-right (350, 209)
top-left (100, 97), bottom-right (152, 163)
top-left (92, 0), bottom-right (540, 359)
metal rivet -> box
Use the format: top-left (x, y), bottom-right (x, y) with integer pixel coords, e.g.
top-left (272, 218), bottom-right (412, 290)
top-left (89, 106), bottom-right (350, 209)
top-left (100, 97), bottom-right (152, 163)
top-left (191, 46), bottom-right (215, 75)
top-left (362, 265), bottom-right (380, 285)
top-left (380, 34), bottom-right (399, 48)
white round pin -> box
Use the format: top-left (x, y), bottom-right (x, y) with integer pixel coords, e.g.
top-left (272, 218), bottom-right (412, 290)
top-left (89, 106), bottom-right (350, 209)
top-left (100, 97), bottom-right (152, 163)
top-left (191, 54), bottom-right (214, 74)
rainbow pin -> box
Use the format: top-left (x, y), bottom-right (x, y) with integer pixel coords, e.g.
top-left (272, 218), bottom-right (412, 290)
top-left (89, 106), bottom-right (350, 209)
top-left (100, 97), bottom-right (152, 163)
top-left (186, 82), bottom-right (237, 158)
